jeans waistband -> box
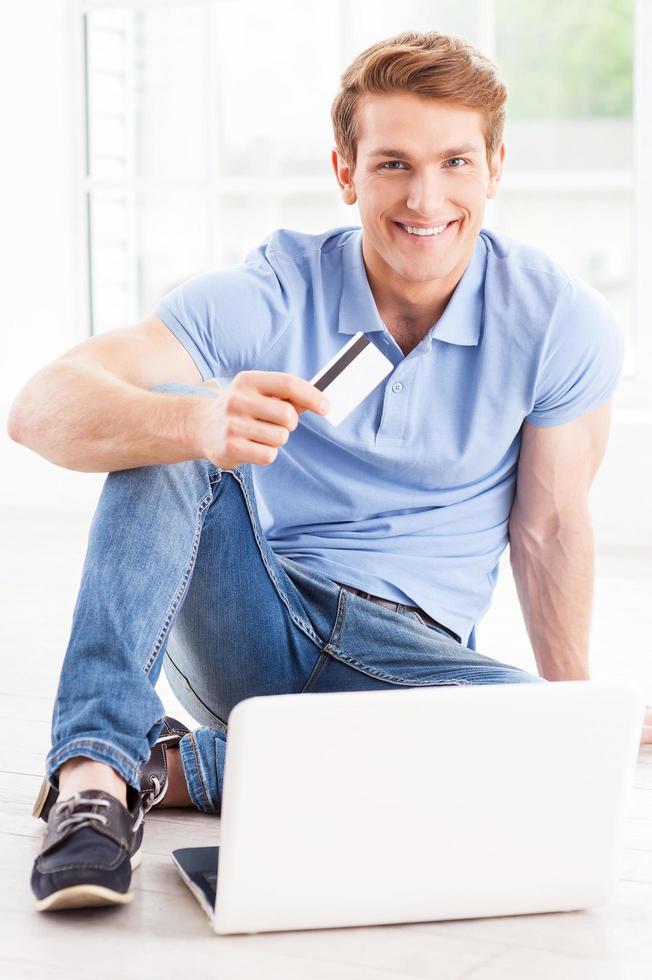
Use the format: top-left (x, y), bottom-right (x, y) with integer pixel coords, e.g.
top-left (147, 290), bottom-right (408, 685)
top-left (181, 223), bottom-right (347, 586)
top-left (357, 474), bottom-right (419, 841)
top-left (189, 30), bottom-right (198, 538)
top-left (334, 582), bottom-right (461, 644)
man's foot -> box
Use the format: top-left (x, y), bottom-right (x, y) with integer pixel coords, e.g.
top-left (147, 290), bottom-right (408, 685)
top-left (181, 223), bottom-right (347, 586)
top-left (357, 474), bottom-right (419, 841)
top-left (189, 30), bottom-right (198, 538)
top-left (57, 758), bottom-right (127, 807)
top-left (30, 718), bottom-right (193, 911)
top-left (31, 787), bottom-right (144, 912)
top-left (32, 716), bottom-right (192, 823)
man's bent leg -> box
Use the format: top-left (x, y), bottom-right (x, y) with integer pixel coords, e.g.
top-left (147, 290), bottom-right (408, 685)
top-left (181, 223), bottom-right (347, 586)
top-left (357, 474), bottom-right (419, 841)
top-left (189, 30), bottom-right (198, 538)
top-left (45, 383), bottom-right (235, 797)
top-left (45, 383), bottom-right (339, 807)
top-left (163, 547), bottom-right (547, 812)
top-left (159, 470), bottom-right (351, 813)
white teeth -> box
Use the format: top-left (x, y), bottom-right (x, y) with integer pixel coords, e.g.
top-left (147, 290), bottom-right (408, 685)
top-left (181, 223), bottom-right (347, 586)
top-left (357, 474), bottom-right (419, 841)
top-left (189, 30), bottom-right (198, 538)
top-left (401, 223), bottom-right (449, 236)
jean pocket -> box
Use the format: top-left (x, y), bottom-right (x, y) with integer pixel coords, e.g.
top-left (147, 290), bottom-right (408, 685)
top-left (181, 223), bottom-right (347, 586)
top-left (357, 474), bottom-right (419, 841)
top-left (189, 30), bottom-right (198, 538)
top-left (330, 593), bottom-right (472, 687)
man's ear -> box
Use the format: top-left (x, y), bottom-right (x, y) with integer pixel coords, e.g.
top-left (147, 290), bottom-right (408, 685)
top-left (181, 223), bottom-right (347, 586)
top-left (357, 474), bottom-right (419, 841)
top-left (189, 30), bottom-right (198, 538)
top-left (487, 143), bottom-right (505, 200)
top-left (331, 148), bottom-right (357, 205)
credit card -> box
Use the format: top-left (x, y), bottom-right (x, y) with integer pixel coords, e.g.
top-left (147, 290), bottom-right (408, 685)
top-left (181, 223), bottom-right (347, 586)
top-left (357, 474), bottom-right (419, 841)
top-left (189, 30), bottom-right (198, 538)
top-left (308, 332), bottom-right (394, 427)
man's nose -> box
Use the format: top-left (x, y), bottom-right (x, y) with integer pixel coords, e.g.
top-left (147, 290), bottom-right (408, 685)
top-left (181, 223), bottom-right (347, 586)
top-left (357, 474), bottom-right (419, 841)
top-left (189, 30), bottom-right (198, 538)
top-left (405, 171), bottom-right (447, 217)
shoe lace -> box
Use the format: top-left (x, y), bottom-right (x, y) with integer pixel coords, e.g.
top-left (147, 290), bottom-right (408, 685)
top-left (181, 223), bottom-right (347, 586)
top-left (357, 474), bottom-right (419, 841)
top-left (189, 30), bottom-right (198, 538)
top-left (54, 791), bottom-right (146, 834)
top-left (132, 805), bottom-right (144, 833)
top-left (142, 775), bottom-right (162, 813)
top-left (54, 793), bottom-right (110, 832)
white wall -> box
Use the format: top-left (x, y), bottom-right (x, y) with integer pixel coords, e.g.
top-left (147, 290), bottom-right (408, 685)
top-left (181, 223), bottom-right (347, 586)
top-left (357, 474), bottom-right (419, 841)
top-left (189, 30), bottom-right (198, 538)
top-left (3, 2), bottom-right (84, 397)
top-left (2, 1), bottom-right (651, 556)
top-left (1, 2), bottom-right (99, 505)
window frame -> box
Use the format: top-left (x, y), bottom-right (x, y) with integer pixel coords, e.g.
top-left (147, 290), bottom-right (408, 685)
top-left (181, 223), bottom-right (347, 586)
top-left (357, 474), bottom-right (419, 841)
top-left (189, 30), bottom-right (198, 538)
top-left (76, 0), bottom-right (651, 413)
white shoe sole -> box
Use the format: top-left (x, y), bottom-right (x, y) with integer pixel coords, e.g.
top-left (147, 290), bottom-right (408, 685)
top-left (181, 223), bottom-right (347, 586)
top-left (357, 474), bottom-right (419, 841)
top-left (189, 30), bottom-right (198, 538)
top-left (34, 844), bottom-right (142, 912)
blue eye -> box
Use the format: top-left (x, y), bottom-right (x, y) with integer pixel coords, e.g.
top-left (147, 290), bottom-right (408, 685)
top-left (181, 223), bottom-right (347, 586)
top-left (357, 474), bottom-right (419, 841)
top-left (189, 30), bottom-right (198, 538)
top-left (380, 158), bottom-right (468, 171)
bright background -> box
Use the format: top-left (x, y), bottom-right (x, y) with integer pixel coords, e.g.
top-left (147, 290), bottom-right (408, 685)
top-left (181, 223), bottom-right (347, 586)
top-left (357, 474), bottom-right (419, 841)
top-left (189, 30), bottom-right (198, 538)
top-left (1, 16), bottom-right (650, 971)
top-left (2, 1), bottom-right (651, 657)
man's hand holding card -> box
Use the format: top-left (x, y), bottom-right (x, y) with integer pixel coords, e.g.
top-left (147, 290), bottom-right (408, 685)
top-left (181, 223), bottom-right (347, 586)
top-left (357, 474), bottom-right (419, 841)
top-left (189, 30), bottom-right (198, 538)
top-left (199, 333), bottom-right (393, 469)
top-left (307, 332), bottom-right (394, 427)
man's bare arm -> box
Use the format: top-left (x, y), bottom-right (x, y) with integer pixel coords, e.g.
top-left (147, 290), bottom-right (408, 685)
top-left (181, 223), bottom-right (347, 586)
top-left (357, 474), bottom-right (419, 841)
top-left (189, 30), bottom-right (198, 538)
top-left (7, 313), bottom-right (329, 473)
top-left (509, 508), bottom-right (594, 680)
top-left (7, 359), bottom-right (215, 473)
top-left (6, 314), bottom-right (212, 472)
top-left (508, 402), bottom-right (612, 681)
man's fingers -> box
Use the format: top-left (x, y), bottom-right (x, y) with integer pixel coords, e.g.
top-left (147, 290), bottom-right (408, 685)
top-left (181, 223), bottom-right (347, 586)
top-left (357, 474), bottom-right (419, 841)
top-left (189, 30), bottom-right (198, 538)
top-left (245, 371), bottom-right (328, 415)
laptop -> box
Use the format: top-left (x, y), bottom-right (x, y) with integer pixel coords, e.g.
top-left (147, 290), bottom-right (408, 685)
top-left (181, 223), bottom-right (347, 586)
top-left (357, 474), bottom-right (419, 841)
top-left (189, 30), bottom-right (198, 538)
top-left (171, 679), bottom-right (643, 935)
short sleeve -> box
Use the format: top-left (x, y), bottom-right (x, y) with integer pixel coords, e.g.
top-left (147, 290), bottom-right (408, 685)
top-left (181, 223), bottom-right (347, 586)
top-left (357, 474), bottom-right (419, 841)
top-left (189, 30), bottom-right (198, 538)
top-left (153, 235), bottom-right (295, 381)
top-left (525, 277), bottom-right (626, 427)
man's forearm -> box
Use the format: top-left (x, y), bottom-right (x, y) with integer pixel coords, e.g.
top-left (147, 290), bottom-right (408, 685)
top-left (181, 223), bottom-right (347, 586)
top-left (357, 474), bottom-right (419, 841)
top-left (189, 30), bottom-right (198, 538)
top-left (7, 360), bottom-right (211, 473)
top-left (507, 517), bottom-right (594, 680)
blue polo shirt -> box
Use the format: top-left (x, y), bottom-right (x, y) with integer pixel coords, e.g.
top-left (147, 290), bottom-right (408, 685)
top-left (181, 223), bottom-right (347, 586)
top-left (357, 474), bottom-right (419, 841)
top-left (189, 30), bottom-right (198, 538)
top-left (155, 224), bottom-right (625, 649)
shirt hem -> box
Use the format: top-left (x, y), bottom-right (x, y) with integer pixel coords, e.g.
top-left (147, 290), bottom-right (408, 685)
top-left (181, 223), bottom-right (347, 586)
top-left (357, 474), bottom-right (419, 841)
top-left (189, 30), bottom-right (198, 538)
top-left (524, 390), bottom-right (618, 428)
top-left (154, 304), bottom-right (214, 382)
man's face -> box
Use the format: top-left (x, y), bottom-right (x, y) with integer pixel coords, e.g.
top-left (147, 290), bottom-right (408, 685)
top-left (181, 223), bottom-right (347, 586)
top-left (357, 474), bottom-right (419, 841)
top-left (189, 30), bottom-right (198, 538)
top-left (332, 92), bottom-right (504, 290)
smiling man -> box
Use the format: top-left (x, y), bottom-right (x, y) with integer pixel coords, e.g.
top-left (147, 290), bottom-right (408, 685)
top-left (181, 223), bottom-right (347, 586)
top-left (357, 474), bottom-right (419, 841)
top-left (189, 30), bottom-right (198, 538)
top-left (336, 95), bottom-right (502, 355)
top-left (9, 30), bottom-right (643, 914)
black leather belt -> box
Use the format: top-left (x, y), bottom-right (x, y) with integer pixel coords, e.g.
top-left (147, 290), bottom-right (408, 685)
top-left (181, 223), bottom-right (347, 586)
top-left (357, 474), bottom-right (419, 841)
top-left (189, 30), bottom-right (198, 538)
top-left (334, 582), bottom-right (461, 643)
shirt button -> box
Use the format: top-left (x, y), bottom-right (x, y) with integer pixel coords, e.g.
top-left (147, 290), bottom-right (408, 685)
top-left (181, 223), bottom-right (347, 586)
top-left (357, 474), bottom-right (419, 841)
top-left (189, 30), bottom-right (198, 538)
top-left (392, 382), bottom-right (403, 393)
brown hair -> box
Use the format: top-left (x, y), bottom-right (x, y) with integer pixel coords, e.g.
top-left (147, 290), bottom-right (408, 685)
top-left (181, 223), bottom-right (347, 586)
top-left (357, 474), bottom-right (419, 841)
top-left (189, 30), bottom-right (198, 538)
top-left (331, 31), bottom-right (507, 176)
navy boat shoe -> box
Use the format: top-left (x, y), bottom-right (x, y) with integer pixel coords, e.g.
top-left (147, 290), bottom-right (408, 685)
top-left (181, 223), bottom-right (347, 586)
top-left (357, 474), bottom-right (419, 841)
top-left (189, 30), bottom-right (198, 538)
top-left (30, 716), bottom-right (190, 911)
top-left (31, 786), bottom-right (144, 912)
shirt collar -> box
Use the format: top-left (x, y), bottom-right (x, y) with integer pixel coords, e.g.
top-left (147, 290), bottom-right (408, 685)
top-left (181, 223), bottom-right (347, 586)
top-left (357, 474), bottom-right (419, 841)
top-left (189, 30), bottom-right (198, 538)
top-left (338, 227), bottom-right (487, 348)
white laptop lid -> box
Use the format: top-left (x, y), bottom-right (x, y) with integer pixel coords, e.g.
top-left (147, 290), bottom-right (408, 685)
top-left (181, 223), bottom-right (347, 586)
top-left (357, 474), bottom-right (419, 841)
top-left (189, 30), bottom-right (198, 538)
top-left (199, 680), bottom-right (643, 935)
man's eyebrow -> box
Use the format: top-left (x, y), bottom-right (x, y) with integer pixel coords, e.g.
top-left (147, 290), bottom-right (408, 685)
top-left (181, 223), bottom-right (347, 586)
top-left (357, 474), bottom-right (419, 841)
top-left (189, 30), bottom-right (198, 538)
top-left (366, 144), bottom-right (482, 159)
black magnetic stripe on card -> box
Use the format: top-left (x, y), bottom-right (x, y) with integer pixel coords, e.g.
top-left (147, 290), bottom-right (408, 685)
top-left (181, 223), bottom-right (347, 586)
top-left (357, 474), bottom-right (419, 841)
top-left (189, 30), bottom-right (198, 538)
top-left (313, 334), bottom-right (371, 391)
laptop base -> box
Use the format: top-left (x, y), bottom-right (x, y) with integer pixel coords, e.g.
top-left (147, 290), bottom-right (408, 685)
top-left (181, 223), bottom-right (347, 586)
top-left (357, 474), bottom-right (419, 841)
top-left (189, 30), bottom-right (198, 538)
top-left (172, 846), bottom-right (219, 922)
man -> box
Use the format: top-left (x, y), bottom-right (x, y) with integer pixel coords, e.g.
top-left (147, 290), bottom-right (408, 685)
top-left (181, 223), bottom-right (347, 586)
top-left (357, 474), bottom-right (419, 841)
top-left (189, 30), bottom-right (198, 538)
top-left (8, 30), bottom-right (646, 913)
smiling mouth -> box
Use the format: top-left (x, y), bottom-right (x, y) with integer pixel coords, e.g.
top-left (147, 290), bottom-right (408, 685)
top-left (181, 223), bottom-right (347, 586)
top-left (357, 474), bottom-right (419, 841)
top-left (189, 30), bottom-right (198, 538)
top-left (392, 220), bottom-right (458, 241)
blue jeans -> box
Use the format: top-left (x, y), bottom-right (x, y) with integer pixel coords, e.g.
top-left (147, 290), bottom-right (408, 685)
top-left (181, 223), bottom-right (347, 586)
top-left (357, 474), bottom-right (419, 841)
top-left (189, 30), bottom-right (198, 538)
top-left (45, 382), bottom-right (546, 813)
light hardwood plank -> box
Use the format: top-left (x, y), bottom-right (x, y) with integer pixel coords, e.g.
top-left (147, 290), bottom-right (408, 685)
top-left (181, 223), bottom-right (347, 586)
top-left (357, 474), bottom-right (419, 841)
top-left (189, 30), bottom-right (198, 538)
top-left (2, 505), bottom-right (652, 980)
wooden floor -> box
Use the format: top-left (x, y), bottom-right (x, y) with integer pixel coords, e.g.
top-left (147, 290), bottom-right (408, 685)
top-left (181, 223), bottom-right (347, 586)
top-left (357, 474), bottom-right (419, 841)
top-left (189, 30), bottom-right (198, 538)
top-left (1, 504), bottom-right (651, 980)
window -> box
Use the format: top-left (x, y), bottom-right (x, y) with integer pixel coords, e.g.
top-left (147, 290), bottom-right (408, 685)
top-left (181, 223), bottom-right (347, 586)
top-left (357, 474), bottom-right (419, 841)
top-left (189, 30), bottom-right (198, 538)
top-left (494, 0), bottom-right (636, 382)
top-left (80, 0), bottom-right (649, 407)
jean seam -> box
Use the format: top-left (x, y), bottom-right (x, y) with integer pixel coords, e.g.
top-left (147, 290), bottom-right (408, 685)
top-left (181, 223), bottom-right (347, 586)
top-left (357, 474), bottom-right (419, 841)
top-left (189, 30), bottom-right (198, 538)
top-left (232, 467), bottom-right (323, 647)
top-left (46, 738), bottom-right (141, 775)
top-left (46, 738), bottom-right (142, 789)
top-left (300, 587), bottom-right (349, 692)
top-left (327, 648), bottom-right (473, 686)
top-left (143, 483), bottom-right (216, 677)
top-left (300, 651), bottom-right (330, 693)
top-left (187, 731), bottom-right (211, 810)
top-left (322, 586), bottom-right (349, 653)
top-left (163, 652), bottom-right (228, 733)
